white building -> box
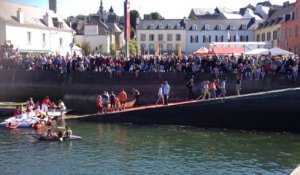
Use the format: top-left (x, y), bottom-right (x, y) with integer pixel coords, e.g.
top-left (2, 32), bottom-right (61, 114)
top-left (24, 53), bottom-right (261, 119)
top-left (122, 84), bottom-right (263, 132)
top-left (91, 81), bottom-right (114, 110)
top-left (0, 0), bottom-right (73, 55)
top-left (185, 19), bottom-right (258, 53)
top-left (136, 19), bottom-right (187, 54)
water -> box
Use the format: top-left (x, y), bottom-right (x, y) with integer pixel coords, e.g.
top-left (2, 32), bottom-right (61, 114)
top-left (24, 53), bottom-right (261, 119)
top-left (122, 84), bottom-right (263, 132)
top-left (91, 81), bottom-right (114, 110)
top-left (1, 121), bottom-right (300, 175)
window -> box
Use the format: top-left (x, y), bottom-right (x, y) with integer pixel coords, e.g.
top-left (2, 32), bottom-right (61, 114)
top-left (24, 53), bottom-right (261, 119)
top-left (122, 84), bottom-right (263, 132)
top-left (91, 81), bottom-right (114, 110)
top-left (175, 44), bottom-right (180, 50)
top-left (221, 35), bottom-right (224, 42)
top-left (159, 43), bottom-right (163, 51)
top-left (149, 44), bottom-right (155, 51)
top-left (27, 32), bottom-right (31, 44)
top-left (246, 35), bottom-right (249, 42)
top-left (273, 31), bottom-right (278, 40)
top-left (257, 34), bottom-right (260, 42)
top-left (229, 25), bottom-right (235, 30)
top-left (158, 24), bottom-right (163, 29)
top-left (215, 36), bottom-right (218, 42)
top-left (233, 35), bottom-right (236, 42)
top-left (241, 25), bottom-right (247, 30)
top-left (192, 24), bottom-right (197, 30)
top-left (203, 36), bottom-right (209, 43)
top-left (167, 44), bottom-right (173, 51)
top-left (209, 35), bottom-right (211, 42)
top-left (158, 34), bottom-right (163, 41)
top-left (42, 33), bottom-right (46, 44)
top-left (141, 43), bottom-right (146, 50)
top-left (149, 24), bottom-right (154, 29)
top-left (59, 38), bottom-right (63, 48)
top-left (149, 34), bottom-right (155, 41)
top-left (267, 32), bottom-right (271, 41)
top-left (176, 24), bottom-right (181, 29)
top-left (167, 24), bottom-right (172, 29)
top-left (176, 34), bottom-right (181, 41)
top-left (204, 24), bottom-right (209, 30)
top-left (140, 34), bottom-right (146, 41)
top-left (167, 34), bottom-right (172, 41)
top-left (262, 33), bottom-right (265, 41)
top-left (217, 24), bottom-right (222, 30)
top-left (240, 35), bottom-right (243, 42)
top-left (190, 35), bottom-right (198, 43)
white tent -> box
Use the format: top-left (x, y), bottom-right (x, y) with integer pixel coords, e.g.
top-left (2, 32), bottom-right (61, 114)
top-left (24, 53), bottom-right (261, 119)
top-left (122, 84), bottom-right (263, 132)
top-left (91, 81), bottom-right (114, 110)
top-left (245, 48), bottom-right (268, 55)
top-left (261, 47), bottom-right (294, 56)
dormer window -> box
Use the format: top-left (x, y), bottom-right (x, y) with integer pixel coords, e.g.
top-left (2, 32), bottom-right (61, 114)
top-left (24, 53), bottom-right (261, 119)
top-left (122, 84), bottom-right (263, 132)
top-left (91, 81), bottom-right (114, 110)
top-left (158, 24), bottom-right (163, 29)
top-left (204, 24), bottom-right (209, 30)
top-left (167, 24), bottom-right (172, 29)
top-left (229, 24), bottom-right (235, 30)
top-left (241, 24), bottom-right (247, 30)
top-left (176, 24), bottom-right (181, 29)
top-left (192, 24), bottom-right (197, 30)
top-left (217, 24), bottom-right (222, 30)
top-left (149, 24), bottom-right (154, 29)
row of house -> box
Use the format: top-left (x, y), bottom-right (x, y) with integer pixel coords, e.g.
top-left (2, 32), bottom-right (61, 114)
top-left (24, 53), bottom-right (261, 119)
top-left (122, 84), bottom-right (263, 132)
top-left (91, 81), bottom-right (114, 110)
top-left (136, 0), bottom-right (300, 56)
top-left (0, 0), bottom-right (73, 56)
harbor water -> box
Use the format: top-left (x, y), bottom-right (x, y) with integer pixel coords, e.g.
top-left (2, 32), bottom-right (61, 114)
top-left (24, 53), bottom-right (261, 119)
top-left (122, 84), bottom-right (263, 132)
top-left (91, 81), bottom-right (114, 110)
top-left (1, 121), bottom-right (300, 175)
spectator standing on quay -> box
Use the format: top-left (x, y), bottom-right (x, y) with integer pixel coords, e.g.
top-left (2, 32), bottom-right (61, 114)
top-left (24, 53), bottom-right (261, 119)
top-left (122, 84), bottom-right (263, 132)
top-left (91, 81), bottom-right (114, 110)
top-left (118, 89), bottom-right (128, 111)
top-left (110, 91), bottom-right (116, 112)
top-left (156, 84), bottom-right (164, 106)
top-left (102, 91), bottom-right (109, 114)
top-left (236, 76), bottom-right (242, 96)
top-left (218, 77), bottom-right (227, 98)
top-left (162, 81), bottom-right (170, 105)
top-left (96, 95), bottom-right (102, 114)
top-left (132, 88), bottom-right (141, 107)
top-left (186, 77), bottom-right (195, 100)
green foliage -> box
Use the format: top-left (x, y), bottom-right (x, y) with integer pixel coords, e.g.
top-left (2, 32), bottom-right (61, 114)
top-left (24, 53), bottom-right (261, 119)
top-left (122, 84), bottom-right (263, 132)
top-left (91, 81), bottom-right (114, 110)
top-left (81, 41), bottom-right (92, 56)
top-left (150, 12), bottom-right (164, 20)
top-left (130, 10), bottom-right (140, 30)
top-left (75, 14), bottom-right (87, 21)
top-left (129, 40), bottom-right (140, 55)
top-left (110, 44), bottom-right (116, 57)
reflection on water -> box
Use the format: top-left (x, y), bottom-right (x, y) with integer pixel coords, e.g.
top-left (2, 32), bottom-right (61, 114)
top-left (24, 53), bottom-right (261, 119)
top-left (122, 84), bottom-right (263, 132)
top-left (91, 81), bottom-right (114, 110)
top-left (1, 121), bottom-right (300, 175)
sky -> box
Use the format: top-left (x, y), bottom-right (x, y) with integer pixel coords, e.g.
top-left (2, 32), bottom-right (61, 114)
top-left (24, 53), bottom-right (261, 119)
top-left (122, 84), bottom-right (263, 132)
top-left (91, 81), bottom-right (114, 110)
top-left (10, 0), bottom-right (297, 19)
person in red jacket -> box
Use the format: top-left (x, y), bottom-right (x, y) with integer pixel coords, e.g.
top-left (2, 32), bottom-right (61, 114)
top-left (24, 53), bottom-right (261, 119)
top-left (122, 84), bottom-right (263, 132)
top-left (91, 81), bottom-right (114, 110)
top-left (118, 89), bottom-right (128, 110)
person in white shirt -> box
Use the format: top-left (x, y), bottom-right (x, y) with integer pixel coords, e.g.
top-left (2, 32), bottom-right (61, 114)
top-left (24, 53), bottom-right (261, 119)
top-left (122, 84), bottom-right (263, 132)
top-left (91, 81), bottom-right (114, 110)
top-left (162, 81), bottom-right (170, 105)
top-left (155, 84), bottom-right (164, 106)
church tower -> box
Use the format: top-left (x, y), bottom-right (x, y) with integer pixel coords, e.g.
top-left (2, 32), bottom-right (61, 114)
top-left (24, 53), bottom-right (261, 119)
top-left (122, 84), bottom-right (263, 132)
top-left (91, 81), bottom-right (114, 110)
top-left (100, 0), bottom-right (104, 22)
top-left (49, 0), bottom-right (57, 13)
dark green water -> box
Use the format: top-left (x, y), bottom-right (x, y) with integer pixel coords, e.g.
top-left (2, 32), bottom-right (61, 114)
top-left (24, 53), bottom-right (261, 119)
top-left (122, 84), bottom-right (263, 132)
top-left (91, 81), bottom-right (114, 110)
top-left (1, 121), bottom-right (300, 175)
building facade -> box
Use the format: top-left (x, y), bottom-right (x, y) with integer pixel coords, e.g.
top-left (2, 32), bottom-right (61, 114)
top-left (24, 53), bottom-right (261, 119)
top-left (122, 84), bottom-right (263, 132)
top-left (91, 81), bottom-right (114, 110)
top-left (0, 0), bottom-right (73, 55)
top-left (255, 2), bottom-right (295, 48)
top-left (185, 19), bottom-right (257, 53)
top-left (136, 19), bottom-right (186, 54)
top-left (279, 0), bottom-right (300, 55)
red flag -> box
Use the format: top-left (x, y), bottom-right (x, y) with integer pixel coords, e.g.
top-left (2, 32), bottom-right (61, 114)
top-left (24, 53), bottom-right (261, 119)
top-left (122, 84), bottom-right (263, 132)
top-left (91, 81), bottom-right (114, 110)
top-left (125, 0), bottom-right (130, 41)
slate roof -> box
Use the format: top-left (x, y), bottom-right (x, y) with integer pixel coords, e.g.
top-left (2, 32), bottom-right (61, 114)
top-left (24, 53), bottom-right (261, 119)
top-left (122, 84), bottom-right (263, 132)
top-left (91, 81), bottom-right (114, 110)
top-left (257, 3), bottom-right (295, 29)
top-left (0, 0), bottom-right (71, 32)
top-left (137, 18), bottom-right (258, 31)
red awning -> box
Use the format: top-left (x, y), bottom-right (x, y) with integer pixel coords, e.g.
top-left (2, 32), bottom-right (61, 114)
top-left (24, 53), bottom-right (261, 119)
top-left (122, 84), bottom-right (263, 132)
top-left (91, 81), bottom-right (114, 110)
top-left (213, 47), bottom-right (245, 54)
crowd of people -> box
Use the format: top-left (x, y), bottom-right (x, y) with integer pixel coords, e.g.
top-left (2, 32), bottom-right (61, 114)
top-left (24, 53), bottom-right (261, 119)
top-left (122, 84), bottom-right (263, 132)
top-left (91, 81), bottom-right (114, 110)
top-left (0, 53), bottom-right (298, 80)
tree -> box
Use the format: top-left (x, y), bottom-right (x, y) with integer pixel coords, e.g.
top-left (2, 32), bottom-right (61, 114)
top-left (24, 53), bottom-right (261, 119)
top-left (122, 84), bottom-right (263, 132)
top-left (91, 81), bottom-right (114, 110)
top-left (81, 41), bottom-right (92, 56)
top-left (98, 44), bottom-right (104, 54)
top-left (130, 10), bottom-right (140, 30)
top-left (150, 12), bottom-right (164, 20)
top-left (75, 14), bottom-right (87, 21)
top-left (129, 40), bottom-right (140, 55)
top-left (110, 44), bottom-right (116, 57)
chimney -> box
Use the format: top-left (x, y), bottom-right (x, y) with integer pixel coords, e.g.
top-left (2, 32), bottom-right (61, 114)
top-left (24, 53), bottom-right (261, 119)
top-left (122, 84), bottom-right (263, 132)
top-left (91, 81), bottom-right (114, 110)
top-left (17, 8), bottom-right (24, 24)
top-left (43, 13), bottom-right (53, 27)
top-left (283, 1), bottom-right (289, 7)
top-left (49, 0), bottom-right (57, 13)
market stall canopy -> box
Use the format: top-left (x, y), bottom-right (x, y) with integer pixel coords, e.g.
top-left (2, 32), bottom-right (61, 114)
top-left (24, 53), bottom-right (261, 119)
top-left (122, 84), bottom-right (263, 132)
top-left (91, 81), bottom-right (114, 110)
top-left (194, 47), bottom-right (209, 54)
top-left (213, 47), bottom-right (244, 54)
top-left (245, 48), bottom-right (268, 55)
top-left (261, 47), bottom-right (294, 56)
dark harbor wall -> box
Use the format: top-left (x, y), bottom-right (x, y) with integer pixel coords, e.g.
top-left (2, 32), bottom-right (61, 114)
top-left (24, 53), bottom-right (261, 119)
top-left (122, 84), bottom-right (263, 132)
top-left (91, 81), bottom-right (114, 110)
top-left (72, 88), bottom-right (300, 132)
top-left (0, 70), bottom-right (299, 113)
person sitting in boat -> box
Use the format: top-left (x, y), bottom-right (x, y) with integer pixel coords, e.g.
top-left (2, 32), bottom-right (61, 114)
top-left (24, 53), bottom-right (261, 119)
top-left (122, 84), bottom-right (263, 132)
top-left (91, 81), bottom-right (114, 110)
top-left (6, 122), bottom-right (19, 129)
top-left (26, 97), bottom-right (35, 111)
top-left (64, 126), bottom-right (72, 138)
top-left (13, 106), bottom-right (22, 116)
top-left (32, 121), bottom-right (42, 130)
top-left (44, 129), bottom-right (58, 139)
top-left (41, 96), bottom-right (52, 112)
